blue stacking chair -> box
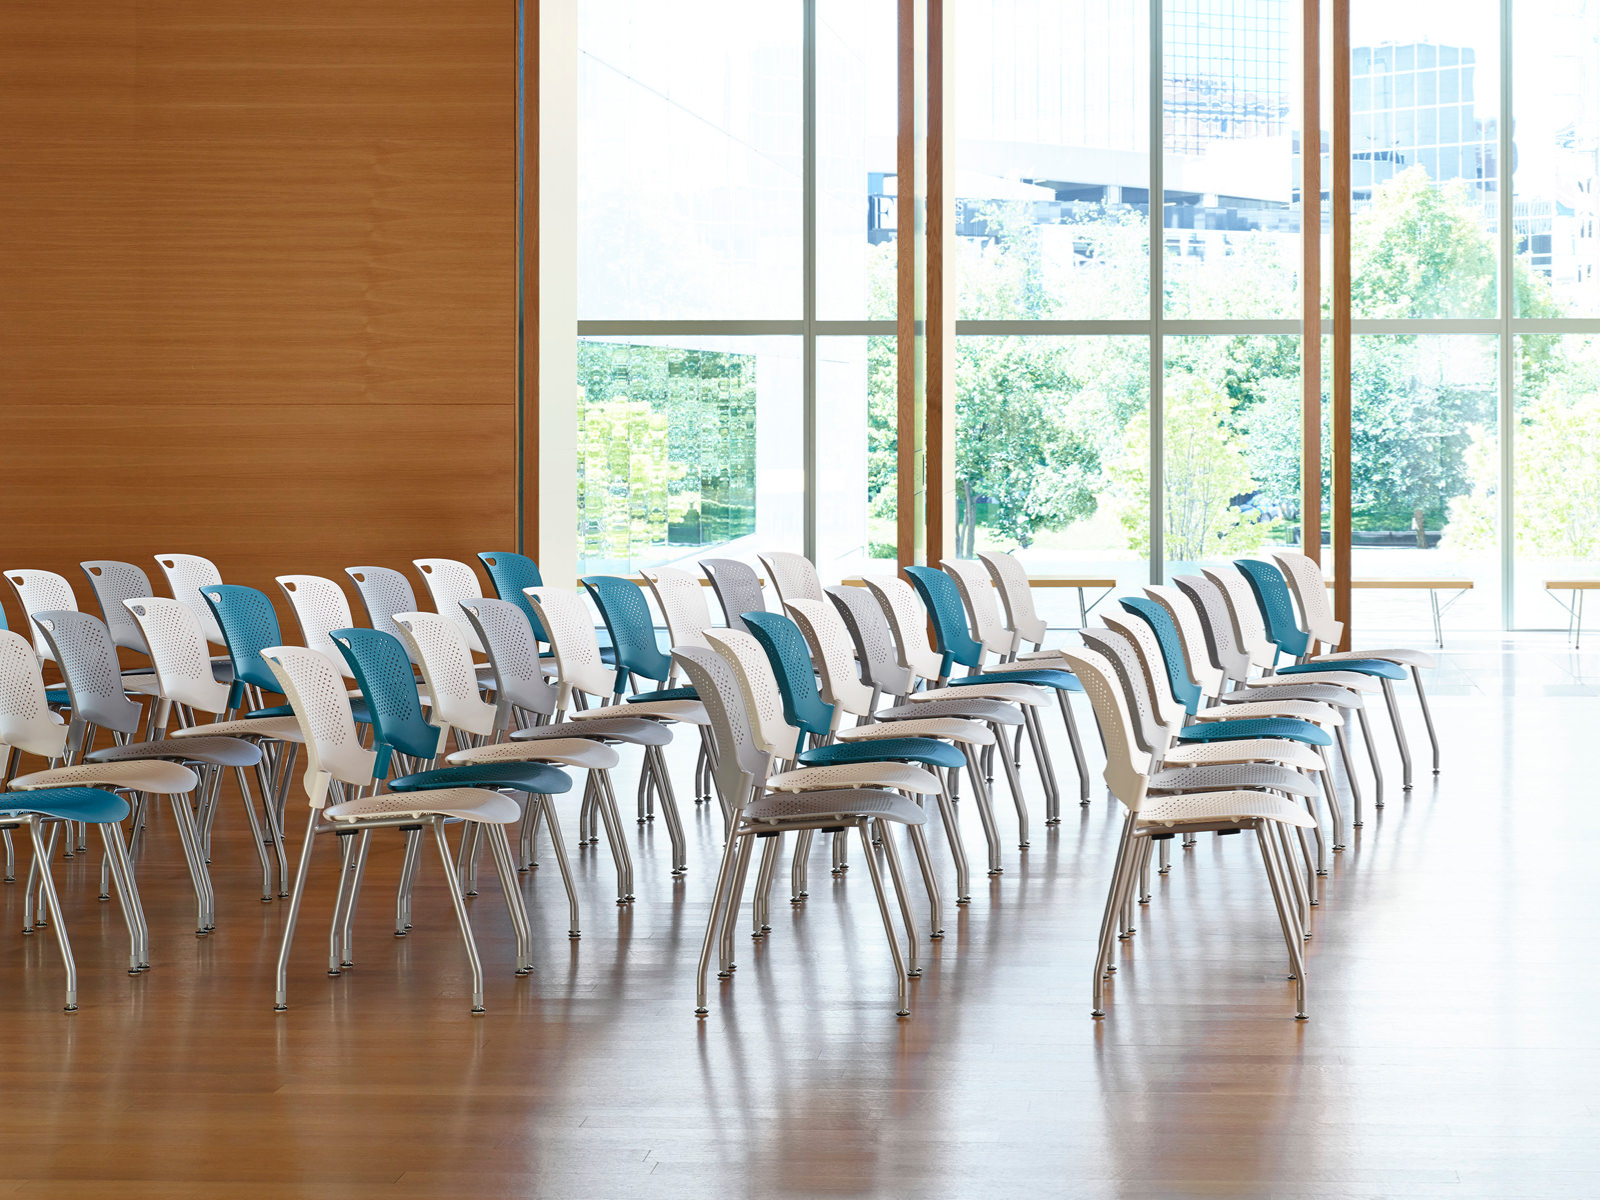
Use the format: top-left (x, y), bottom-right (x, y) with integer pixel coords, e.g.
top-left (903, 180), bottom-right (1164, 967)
top-left (581, 574), bottom-right (697, 703)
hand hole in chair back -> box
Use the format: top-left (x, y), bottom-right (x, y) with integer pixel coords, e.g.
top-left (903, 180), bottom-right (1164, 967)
top-left (351, 573), bottom-right (365, 583)
top-left (285, 581), bottom-right (296, 592)
top-left (89, 566), bottom-right (102, 576)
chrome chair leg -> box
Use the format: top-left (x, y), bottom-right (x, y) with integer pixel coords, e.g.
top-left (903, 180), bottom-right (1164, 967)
top-left (1412, 666), bottom-right (1441, 775)
top-left (431, 820), bottom-right (486, 1014)
top-left (485, 823), bottom-right (533, 974)
top-left (720, 836), bottom-right (756, 977)
top-left (233, 765), bottom-right (275, 901)
top-left (856, 822), bottom-right (912, 1016)
top-left (536, 795), bottom-right (581, 939)
top-left (1355, 705), bottom-right (1386, 810)
top-left (593, 772), bottom-right (635, 902)
top-left (751, 834), bottom-right (780, 937)
top-left (903, 820), bottom-right (942, 939)
top-left (395, 827), bottom-right (423, 935)
top-left (990, 722), bottom-right (1030, 850)
top-left (1333, 724), bottom-right (1365, 828)
top-left (100, 821), bottom-right (147, 971)
top-left (338, 829), bottom-right (372, 969)
top-left (962, 746), bottom-right (1005, 875)
top-left (1380, 676), bottom-right (1414, 790)
top-left (30, 822), bottom-right (76, 1012)
top-left (933, 780), bottom-right (970, 904)
top-left (328, 832), bottom-right (358, 974)
top-left (274, 810), bottom-right (320, 1011)
top-left (1058, 690), bottom-right (1092, 809)
top-left (789, 828), bottom-right (813, 902)
top-left (696, 829), bottom-right (743, 1015)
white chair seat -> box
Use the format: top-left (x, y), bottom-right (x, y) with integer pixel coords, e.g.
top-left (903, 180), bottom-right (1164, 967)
top-left (744, 788), bottom-right (927, 826)
top-left (1148, 762), bottom-right (1319, 797)
top-left (174, 716), bottom-right (305, 742)
top-left (1248, 670), bottom-right (1379, 693)
top-left (448, 738), bottom-right (621, 771)
top-left (1194, 700), bottom-right (1342, 728)
top-left (1312, 647), bottom-right (1436, 670)
top-left (914, 681), bottom-right (1047, 706)
top-left (1159, 739), bottom-right (1325, 772)
top-left (86, 736), bottom-right (264, 768)
top-left (836, 717), bottom-right (995, 746)
top-left (1138, 790), bottom-right (1318, 830)
top-left (875, 698), bottom-right (1024, 725)
top-left (1214, 683), bottom-right (1360, 708)
top-left (767, 762), bottom-right (943, 794)
top-left (511, 717), bottom-right (673, 746)
top-left (11, 759), bottom-right (199, 795)
top-left (572, 699), bottom-right (710, 726)
top-left (326, 787), bottom-right (519, 825)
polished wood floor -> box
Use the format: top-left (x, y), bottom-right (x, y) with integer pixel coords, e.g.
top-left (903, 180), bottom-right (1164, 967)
top-left (2, 635), bottom-right (1595, 1197)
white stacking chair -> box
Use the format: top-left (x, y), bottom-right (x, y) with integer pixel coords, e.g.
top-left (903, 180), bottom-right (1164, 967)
top-left (261, 643), bottom-right (530, 1013)
top-left (758, 551), bottom-right (823, 609)
top-left (640, 566), bottom-right (715, 653)
top-left (154, 553), bottom-right (225, 647)
top-left (977, 550), bottom-right (1048, 657)
top-left (346, 565), bottom-right (423, 655)
top-left (277, 575), bottom-right (360, 677)
top-left (5, 569), bottom-right (82, 665)
top-left (413, 558), bottom-right (487, 653)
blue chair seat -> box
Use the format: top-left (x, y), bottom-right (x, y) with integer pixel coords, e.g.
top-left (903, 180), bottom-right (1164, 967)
top-left (45, 688), bottom-right (69, 706)
top-left (628, 686), bottom-right (698, 703)
top-left (390, 761), bottom-right (572, 795)
top-left (1175, 717), bottom-right (1333, 748)
top-left (948, 669), bottom-right (1084, 693)
top-left (798, 737), bottom-right (966, 772)
top-left (0, 786), bottom-right (130, 825)
top-left (248, 700), bottom-right (375, 725)
top-left (1277, 659), bottom-right (1407, 681)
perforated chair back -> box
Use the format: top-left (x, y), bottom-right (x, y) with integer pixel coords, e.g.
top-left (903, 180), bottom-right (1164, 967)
top-left (700, 558), bottom-right (765, 634)
top-left (477, 551), bottom-right (548, 642)
top-left (758, 552), bottom-right (823, 609)
top-left (330, 626), bottom-right (445, 766)
top-left (1060, 646), bottom-right (1150, 812)
top-left (1119, 596), bottom-right (1203, 717)
top-left (942, 558), bottom-right (1010, 657)
top-left (32, 610), bottom-right (144, 735)
top-left (582, 574), bottom-right (672, 692)
top-left (202, 584), bottom-right (287, 697)
top-left (345, 566), bottom-right (421, 660)
top-left (862, 574), bottom-right (945, 684)
top-left (277, 575), bottom-right (357, 674)
top-left (785, 598), bottom-right (875, 717)
top-left (526, 588), bottom-right (615, 710)
top-left (461, 597), bottom-right (558, 722)
top-left (81, 560), bottom-right (155, 656)
top-left (0, 629), bottom-right (68, 759)
top-left (392, 611), bottom-right (498, 739)
top-left (155, 554), bottom-right (225, 645)
top-left (125, 597), bottom-right (231, 715)
top-left (704, 629), bottom-right (801, 756)
top-left (1204, 566), bottom-right (1278, 669)
top-left (741, 611), bottom-right (835, 742)
top-left (413, 559), bottom-right (486, 653)
top-left (1175, 574), bottom-right (1252, 684)
top-left (905, 565), bottom-right (981, 675)
top-left (1143, 584), bottom-right (1224, 700)
top-left (825, 584), bottom-right (912, 697)
top-left (1102, 609), bottom-right (1188, 730)
top-left (641, 567), bottom-right (713, 651)
top-left (1270, 549), bottom-right (1342, 647)
top-left (1079, 627), bottom-right (1164, 759)
top-left (978, 550), bottom-right (1046, 646)
top-left (671, 645), bottom-right (769, 812)
top-left (1235, 558), bottom-right (1312, 659)
top-left (6, 570), bottom-right (78, 662)
top-left (260, 645), bottom-right (376, 802)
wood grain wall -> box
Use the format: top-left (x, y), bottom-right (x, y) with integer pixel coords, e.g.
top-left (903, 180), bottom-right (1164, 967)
top-left (0, 1), bottom-right (517, 635)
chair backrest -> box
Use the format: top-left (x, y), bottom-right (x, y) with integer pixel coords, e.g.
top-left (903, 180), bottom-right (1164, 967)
top-left (1120, 595), bottom-right (1204, 716)
top-left (1175, 574), bottom-right (1252, 684)
top-left (1079, 627), bottom-right (1165, 760)
top-left (758, 552), bottom-right (823, 608)
top-left (1102, 608), bottom-right (1188, 731)
top-left (0, 629), bottom-right (68, 759)
top-left (641, 567), bottom-right (713, 650)
top-left (704, 628), bottom-right (801, 757)
top-left (261, 645), bottom-right (377, 802)
top-left (582, 574), bottom-right (671, 691)
top-left (905, 565), bottom-right (982, 675)
top-left (1204, 566), bottom-right (1278, 670)
top-left (154, 553), bottom-right (225, 645)
top-left (32, 610), bottom-right (144, 735)
top-left (1142, 584), bottom-right (1224, 700)
top-left (784, 598), bottom-right (875, 718)
top-left (1060, 646), bottom-right (1150, 812)
top-left (526, 588), bottom-right (615, 709)
top-left (81, 560), bottom-right (155, 656)
top-left (330, 626), bottom-right (446, 766)
top-left (413, 559), bottom-right (486, 652)
top-left (392, 611), bottom-right (498, 739)
top-left (277, 575), bottom-right (357, 674)
top-left (1270, 549), bottom-right (1342, 648)
top-left (700, 558), bottom-right (765, 633)
top-left (477, 551), bottom-right (548, 642)
top-left (825, 584), bottom-right (912, 697)
top-left (125, 597), bottom-right (231, 716)
top-left (942, 558), bottom-right (1010, 656)
top-left (978, 550), bottom-right (1046, 646)
top-left (741, 611), bottom-right (836, 742)
top-left (461, 597), bottom-right (558, 721)
top-left (201, 584), bottom-right (287, 696)
top-left (862, 574), bottom-right (945, 684)
top-left (345, 566), bottom-right (421, 660)
top-left (671, 645), bottom-right (769, 811)
top-left (1235, 558), bottom-right (1312, 660)
top-left (6, 569), bottom-right (77, 662)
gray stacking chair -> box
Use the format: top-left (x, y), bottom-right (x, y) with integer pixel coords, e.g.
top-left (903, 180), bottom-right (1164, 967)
top-left (700, 558), bottom-right (765, 634)
top-left (346, 565), bottom-right (422, 656)
top-left (80, 559), bottom-right (156, 659)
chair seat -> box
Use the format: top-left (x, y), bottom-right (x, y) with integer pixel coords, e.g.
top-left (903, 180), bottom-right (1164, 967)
top-left (1148, 762), bottom-right (1318, 798)
top-left (1195, 700), bottom-right (1342, 728)
top-left (1138, 790), bottom-right (1317, 830)
top-left (1174, 717), bottom-right (1332, 748)
top-left (573, 699), bottom-right (709, 726)
top-left (511, 717), bottom-right (673, 747)
top-left (835, 718), bottom-right (996, 747)
top-left (798, 737), bottom-right (965, 772)
top-left (917, 681), bottom-right (1047, 706)
top-left (0, 786), bottom-right (130, 825)
top-left (87, 736), bottom-right (264, 768)
top-left (45, 688), bottom-right (69, 706)
top-left (1160, 739), bottom-right (1325, 772)
top-left (1277, 658), bottom-right (1407, 681)
top-left (1314, 647), bottom-right (1436, 670)
top-left (390, 761), bottom-right (572, 796)
top-left (251, 699), bottom-right (373, 724)
top-left (954, 668), bottom-right (1083, 693)
top-left (627, 685), bottom-right (698, 703)
top-left (875, 698), bottom-right (1024, 725)
top-left (744, 787), bottom-right (926, 826)
top-left (768, 761), bottom-right (943, 794)
top-left (325, 788), bottom-right (520, 825)
top-left (448, 738), bottom-right (621, 772)
top-left (1245, 670), bottom-right (1379, 694)
top-left (1214, 683), bottom-right (1360, 708)
top-left (12, 760), bottom-right (198, 795)
top-left (174, 716), bottom-right (305, 742)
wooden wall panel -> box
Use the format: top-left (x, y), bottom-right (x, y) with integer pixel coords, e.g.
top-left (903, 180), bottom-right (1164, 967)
top-left (0, 1), bottom-right (516, 634)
